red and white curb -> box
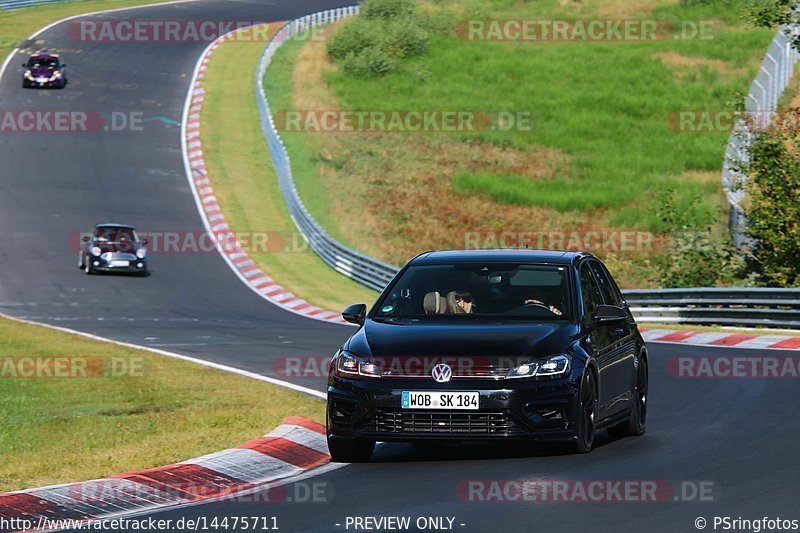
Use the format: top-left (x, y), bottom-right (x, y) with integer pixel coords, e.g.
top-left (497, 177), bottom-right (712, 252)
top-left (642, 329), bottom-right (800, 350)
top-left (0, 417), bottom-right (335, 531)
top-left (181, 28), bottom-right (348, 326)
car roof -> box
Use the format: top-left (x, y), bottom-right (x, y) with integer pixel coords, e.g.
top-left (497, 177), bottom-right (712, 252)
top-left (95, 223), bottom-right (136, 230)
top-left (30, 53), bottom-right (59, 59)
top-left (409, 249), bottom-right (592, 266)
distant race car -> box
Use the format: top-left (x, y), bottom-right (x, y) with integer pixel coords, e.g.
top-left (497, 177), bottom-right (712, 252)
top-left (79, 224), bottom-right (148, 276)
top-left (22, 53), bottom-right (67, 88)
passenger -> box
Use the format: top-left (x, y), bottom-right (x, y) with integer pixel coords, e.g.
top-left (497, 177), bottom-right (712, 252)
top-left (447, 290), bottom-right (475, 314)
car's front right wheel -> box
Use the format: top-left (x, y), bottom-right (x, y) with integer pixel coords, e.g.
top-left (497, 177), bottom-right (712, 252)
top-left (609, 357), bottom-right (648, 439)
top-left (327, 435), bottom-right (375, 463)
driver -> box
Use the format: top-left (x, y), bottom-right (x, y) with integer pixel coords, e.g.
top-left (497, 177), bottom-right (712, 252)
top-left (523, 294), bottom-right (563, 316)
top-left (447, 290), bottom-right (475, 314)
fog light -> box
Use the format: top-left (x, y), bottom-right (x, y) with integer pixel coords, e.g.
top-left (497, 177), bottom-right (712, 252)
top-left (136, 262), bottom-right (144, 268)
top-left (93, 261), bottom-right (100, 267)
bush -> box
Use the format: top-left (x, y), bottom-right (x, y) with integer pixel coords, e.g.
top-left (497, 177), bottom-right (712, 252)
top-left (327, 22), bottom-right (379, 61)
top-left (741, 122), bottom-right (800, 286)
top-left (361, 0), bottom-right (415, 19)
top-left (327, 0), bottom-right (439, 77)
top-left (653, 190), bottom-right (741, 287)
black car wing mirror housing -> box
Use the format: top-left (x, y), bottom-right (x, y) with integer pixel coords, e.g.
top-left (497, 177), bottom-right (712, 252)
top-left (592, 304), bottom-right (627, 325)
top-left (342, 303), bottom-right (367, 326)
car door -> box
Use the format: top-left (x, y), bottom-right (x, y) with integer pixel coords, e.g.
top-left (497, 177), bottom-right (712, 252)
top-left (588, 259), bottom-right (635, 416)
top-left (578, 261), bottom-right (617, 418)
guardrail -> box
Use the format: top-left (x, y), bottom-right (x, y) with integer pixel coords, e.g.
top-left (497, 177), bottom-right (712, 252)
top-left (255, 8), bottom-right (799, 329)
top-left (0, 0), bottom-right (77, 9)
top-left (723, 25), bottom-right (800, 247)
top-left (625, 288), bottom-right (800, 329)
top-left (255, 6), bottom-right (399, 291)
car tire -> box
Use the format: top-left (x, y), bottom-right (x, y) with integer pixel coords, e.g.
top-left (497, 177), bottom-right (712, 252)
top-left (78, 252), bottom-right (84, 269)
top-left (327, 435), bottom-right (375, 463)
top-left (608, 357), bottom-right (648, 439)
top-left (572, 370), bottom-right (597, 454)
top-left (84, 257), bottom-right (94, 275)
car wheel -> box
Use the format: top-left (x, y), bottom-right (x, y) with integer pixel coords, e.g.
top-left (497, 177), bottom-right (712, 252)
top-left (609, 357), bottom-right (648, 438)
top-left (327, 435), bottom-right (375, 463)
top-left (78, 252), bottom-right (84, 269)
top-left (573, 370), bottom-right (597, 454)
top-left (84, 257), bottom-right (94, 275)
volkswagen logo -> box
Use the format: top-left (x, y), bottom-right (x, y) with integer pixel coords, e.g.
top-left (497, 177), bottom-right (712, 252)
top-left (431, 363), bottom-right (452, 383)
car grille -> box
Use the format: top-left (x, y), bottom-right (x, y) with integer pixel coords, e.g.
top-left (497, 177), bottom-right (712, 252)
top-left (380, 363), bottom-right (512, 380)
top-left (368, 409), bottom-right (523, 436)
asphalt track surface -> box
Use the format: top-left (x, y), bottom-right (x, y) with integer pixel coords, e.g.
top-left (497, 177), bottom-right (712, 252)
top-left (0, 1), bottom-right (798, 532)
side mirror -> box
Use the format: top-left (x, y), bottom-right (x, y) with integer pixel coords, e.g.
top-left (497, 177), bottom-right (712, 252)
top-left (61, 63), bottom-right (67, 67)
top-left (592, 304), bottom-right (627, 324)
top-left (141, 238), bottom-right (149, 245)
top-left (81, 236), bottom-right (90, 242)
top-left (342, 303), bottom-right (367, 326)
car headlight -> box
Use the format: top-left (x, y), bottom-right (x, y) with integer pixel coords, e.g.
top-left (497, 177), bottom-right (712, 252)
top-left (335, 351), bottom-right (381, 379)
top-left (136, 248), bottom-right (147, 259)
top-left (24, 70), bottom-right (33, 79)
top-left (506, 354), bottom-right (570, 379)
top-left (51, 71), bottom-right (61, 79)
top-left (91, 246), bottom-right (102, 256)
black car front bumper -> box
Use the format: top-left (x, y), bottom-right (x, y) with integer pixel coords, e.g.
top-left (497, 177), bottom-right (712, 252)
top-left (22, 77), bottom-right (64, 88)
top-left (86, 253), bottom-right (147, 274)
top-left (327, 374), bottom-right (582, 442)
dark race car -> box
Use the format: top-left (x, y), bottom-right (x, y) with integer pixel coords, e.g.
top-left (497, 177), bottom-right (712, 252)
top-left (22, 53), bottom-right (67, 89)
top-left (327, 249), bottom-right (648, 462)
top-left (79, 224), bottom-right (148, 276)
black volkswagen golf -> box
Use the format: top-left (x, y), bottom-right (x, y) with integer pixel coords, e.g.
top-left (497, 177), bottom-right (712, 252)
top-left (326, 249), bottom-right (648, 462)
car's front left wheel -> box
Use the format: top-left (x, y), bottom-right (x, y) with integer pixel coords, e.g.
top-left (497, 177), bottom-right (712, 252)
top-left (327, 435), bottom-right (375, 463)
top-left (572, 370), bottom-right (598, 454)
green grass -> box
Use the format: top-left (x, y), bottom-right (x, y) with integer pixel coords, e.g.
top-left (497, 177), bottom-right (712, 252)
top-left (0, 316), bottom-right (325, 491)
top-left (320, 0), bottom-right (773, 231)
top-left (200, 33), bottom-right (378, 311)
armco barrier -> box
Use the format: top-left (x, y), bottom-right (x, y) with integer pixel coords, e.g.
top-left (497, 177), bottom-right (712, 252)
top-left (255, 6), bottom-right (399, 292)
top-left (255, 8), bottom-right (799, 329)
top-left (625, 288), bottom-right (800, 329)
top-left (723, 25), bottom-right (800, 247)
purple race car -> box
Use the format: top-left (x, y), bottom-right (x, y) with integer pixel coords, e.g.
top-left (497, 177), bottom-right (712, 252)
top-left (22, 53), bottom-right (67, 89)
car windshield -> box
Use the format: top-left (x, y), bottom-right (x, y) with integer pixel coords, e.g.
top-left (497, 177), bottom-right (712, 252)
top-left (27, 57), bottom-right (58, 68)
top-left (94, 227), bottom-right (138, 243)
top-left (374, 263), bottom-right (572, 321)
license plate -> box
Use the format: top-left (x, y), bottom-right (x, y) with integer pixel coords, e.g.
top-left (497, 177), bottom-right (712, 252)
top-left (401, 391), bottom-right (479, 410)
top-left (36, 77), bottom-right (48, 83)
top-left (110, 260), bottom-right (130, 267)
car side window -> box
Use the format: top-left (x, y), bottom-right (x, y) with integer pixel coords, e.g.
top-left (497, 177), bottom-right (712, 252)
top-left (589, 260), bottom-right (623, 307)
top-left (579, 263), bottom-right (603, 325)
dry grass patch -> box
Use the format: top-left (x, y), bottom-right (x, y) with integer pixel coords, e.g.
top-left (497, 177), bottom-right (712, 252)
top-left (653, 51), bottom-right (746, 79)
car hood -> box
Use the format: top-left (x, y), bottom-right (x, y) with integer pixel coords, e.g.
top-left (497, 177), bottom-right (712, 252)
top-left (346, 319), bottom-right (579, 362)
